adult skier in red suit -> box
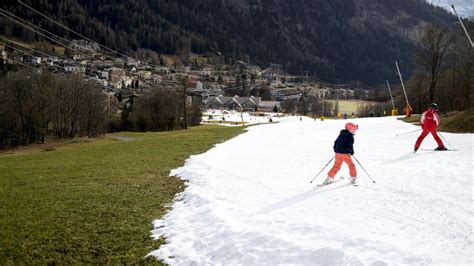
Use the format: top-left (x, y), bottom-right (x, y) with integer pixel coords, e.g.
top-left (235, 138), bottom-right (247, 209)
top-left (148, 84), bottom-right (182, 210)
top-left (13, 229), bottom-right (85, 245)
top-left (414, 103), bottom-right (447, 152)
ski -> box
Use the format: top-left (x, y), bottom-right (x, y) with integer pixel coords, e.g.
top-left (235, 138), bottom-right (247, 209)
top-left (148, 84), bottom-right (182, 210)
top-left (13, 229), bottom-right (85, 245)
top-left (316, 177), bottom-right (344, 187)
top-left (420, 148), bottom-right (457, 151)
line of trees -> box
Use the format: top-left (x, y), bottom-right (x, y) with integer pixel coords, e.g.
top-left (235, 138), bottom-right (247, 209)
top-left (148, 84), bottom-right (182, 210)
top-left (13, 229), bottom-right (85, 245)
top-left (356, 21), bottom-right (473, 117)
top-left (281, 96), bottom-right (334, 118)
top-left (130, 85), bottom-right (202, 132)
top-left (0, 70), bottom-right (202, 149)
top-left (0, 70), bottom-right (107, 148)
top-left (402, 22), bottom-right (473, 114)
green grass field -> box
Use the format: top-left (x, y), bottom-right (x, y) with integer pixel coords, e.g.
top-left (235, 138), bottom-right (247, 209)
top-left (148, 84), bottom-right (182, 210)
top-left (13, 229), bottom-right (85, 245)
top-left (0, 125), bottom-right (244, 264)
top-left (326, 100), bottom-right (375, 114)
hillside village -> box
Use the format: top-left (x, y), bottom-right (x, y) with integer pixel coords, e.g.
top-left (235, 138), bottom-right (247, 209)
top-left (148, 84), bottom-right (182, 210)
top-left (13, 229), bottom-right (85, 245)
top-left (0, 39), bottom-right (372, 116)
top-left (1, 0), bottom-right (473, 264)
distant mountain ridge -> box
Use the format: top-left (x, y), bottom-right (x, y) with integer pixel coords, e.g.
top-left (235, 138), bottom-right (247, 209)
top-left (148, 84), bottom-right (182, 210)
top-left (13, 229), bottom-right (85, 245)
top-left (0, 0), bottom-right (456, 85)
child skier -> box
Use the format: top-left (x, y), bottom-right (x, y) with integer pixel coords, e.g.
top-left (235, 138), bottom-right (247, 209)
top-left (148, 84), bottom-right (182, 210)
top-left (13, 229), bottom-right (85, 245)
top-left (323, 122), bottom-right (358, 185)
top-left (414, 103), bottom-right (447, 152)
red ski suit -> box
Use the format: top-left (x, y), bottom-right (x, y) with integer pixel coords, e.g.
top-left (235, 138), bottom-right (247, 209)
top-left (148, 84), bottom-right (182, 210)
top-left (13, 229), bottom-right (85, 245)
top-left (414, 108), bottom-right (445, 150)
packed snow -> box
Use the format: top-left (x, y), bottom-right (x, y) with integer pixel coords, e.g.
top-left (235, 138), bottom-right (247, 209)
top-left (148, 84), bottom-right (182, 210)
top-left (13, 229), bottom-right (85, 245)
top-left (201, 109), bottom-right (278, 126)
top-left (148, 115), bottom-right (473, 265)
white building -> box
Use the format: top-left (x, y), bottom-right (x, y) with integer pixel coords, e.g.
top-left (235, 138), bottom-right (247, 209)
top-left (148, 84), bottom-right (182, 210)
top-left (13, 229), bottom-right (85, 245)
top-left (64, 64), bottom-right (86, 73)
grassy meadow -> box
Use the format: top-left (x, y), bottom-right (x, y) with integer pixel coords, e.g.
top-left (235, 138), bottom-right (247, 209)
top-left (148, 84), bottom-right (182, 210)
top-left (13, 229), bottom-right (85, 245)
top-left (326, 99), bottom-right (376, 115)
top-left (0, 125), bottom-right (244, 264)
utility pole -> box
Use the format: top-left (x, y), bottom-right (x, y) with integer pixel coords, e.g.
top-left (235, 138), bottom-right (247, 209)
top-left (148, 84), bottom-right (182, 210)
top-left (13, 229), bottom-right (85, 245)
top-left (452, 5), bottom-right (474, 48)
top-left (395, 61), bottom-right (412, 117)
top-left (232, 97), bottom-right (245, 126)
top-left (386, 80), bottom-right (395, 110)
top-left (181, 76), bottom-right (189, 130)
top-left (386, 80), bottom-right (398, 116)
top-left (321, 90), bottom-right (325, 120)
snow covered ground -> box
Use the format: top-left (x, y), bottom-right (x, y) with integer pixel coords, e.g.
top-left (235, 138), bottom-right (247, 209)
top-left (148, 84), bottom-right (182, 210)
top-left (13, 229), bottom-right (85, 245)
top-left (201, 109), bottom-right (280, 126)
top-left (148, 116), bottom-right (473, 265)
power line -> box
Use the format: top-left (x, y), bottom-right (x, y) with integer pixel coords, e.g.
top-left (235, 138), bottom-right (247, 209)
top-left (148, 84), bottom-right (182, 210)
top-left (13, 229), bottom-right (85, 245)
top-left (0, 42), bottom-right (41, 71)
top-left (1, 35), bottom-right (52, 58)
top-left (9, 1), bottom-right (368, 92)
top-left (1, 35), bottom-right (70, 63)
top-left (12, 2), bottom-right (236, 77)
top-left (15, 0), bottom-right (371, 86)
top-left (1, 40), bottom-right (46, 60)
top-left (0, 8), bottom-right (94, 59)
top-left (0, 35), bottom-right (89, 75)
top-left (6, 60), bottom-right (38, 71)
top-left (0, 8), bottom-right (92, 53)
top-left (1, 7), bottom-right (160, 73)
top-left (0, 8), bottom-right (147, 67)
top-left (0, 40), bottom-right (65, 76)
top-left (15, 0), bottom-right (275, 76)
top-left (0, 9), bottom-right (96, 61)
top-left (16, 0), bottom-right (159, 67)
top-left (15, 1), bottom-right (353, 83)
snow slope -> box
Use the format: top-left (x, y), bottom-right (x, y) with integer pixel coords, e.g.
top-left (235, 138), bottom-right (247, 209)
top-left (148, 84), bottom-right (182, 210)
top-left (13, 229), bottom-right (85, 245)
top-left (148, 116), bottom-right (473, 265)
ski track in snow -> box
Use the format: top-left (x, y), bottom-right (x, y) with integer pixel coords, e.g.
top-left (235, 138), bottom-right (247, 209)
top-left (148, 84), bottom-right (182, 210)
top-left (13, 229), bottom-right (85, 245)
top-left (148, 116), bottom-right (473, 265)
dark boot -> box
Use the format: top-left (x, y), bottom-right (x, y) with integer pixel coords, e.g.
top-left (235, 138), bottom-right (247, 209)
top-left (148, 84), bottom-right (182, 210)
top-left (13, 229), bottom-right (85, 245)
top-left (435, 146), bottom-right (448, 151)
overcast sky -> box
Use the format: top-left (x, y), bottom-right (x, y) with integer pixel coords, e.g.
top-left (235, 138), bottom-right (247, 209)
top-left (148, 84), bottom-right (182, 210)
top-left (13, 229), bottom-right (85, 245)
top-left (426, 0), bottom-right (474, 18)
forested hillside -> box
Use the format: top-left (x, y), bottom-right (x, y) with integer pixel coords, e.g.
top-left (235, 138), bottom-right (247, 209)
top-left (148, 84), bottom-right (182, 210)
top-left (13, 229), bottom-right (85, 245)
top-left (1, 0), bottom-right (455, 84)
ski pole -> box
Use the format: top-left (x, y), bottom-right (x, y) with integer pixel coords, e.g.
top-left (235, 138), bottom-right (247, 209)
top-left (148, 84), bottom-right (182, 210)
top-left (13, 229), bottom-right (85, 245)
top-left (396, 129), bottom-right (421, 137)
top-left (352, 155), bottom-right (376, 184)
top-left (309, 156), bottom-right (334, 184)
top-left (438, 132), bottom-right (455, 149)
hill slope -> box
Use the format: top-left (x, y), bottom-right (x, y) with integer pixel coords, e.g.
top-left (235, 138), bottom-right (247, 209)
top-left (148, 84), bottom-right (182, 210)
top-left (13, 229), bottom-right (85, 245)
top-left (149, 116), bottom-right (472, 264)
top-left (1, 0), bottom-right (455, 84)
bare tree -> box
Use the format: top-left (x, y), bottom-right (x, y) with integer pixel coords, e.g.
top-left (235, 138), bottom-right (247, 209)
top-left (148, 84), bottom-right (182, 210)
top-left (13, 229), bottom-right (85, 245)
top-left (179, 76), bottom-right (190, 130)
top-left (132, 85), bottom-right (181, 131)
top-left (308, 95), bottom-right (321, 118)
top-left (406, 71), bottom-right (430, 113)
top-left (51, 74), bottom-right (106, 138)
top-left (280, 99), bottom-right (296, 114)
top-left (32, 71), bottom-right (54, 142)
top-left (81, 80), bottom-right (107, 137)
top-left (451, 24), bottom-right (474, 110)
top-left (416, 25), bottom-right (452, 103)
top-left (1, 70), bottom-right (46, 145)
top-left (407, 23), bottom-right (473, 113)
top-left (0, 69), bottom-right (55, 146)
top-left (297, 97), bottom-right (309, 115)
